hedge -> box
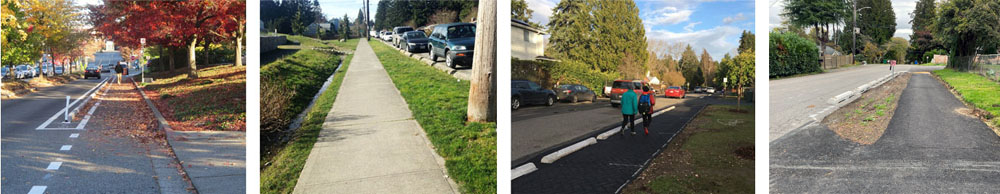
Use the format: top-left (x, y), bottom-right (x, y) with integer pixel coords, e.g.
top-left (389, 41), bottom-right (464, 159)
top-left (770, 32), bottom-right (821, 78)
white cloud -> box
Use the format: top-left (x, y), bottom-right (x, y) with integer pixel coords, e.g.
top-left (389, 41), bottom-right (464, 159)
top-left (644, 9), bottom-right (694, 26)
top-left (684, 22), bottom-right (702, 32)
top-left (526, 0), bottom-right (558, 26)
top-left (723, 13), bottom-right (747, 25)
top-left (647, 25), bottom-right (744, 61)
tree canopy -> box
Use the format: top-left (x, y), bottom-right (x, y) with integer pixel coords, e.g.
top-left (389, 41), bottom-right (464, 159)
top-left (547, 0), bottom-right (647, 78)
top-left (372, 0), bottom-right (477, 31)
top-left (934, 0), bottom-right (1000, 69)
top-left (857, 0), bottom-right (896, 45)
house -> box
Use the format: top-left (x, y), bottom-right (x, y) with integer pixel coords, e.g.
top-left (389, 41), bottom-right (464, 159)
top-left (304, 22), bottom-right (333, 37)
top-left (511, 19), bottom-right (547, 61)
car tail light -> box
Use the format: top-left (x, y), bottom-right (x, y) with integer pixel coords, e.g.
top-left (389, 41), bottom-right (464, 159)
top-left (456, 53), bottom-right (466, 56)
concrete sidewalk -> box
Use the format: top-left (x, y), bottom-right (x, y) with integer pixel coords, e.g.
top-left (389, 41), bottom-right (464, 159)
top-left (293, 40), bottom-right (458, 193)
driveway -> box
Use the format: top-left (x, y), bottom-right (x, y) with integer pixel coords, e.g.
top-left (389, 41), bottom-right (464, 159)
top-left (769, 64), bottom-right (945, 141)
top-left (770, 73), bottom-right (1000, 193)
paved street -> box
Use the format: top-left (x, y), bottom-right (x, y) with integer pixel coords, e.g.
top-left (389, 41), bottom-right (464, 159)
top-left (511, 93), bottom-right (713, 164)
top-left (1, 70), bottom-right (186, 193)
top-left (769, 64), bottom-right (944, 141)
top-left (512, 94), bottom-right (746, 193)
top-left (770, 73), bottom-right (1000, 192)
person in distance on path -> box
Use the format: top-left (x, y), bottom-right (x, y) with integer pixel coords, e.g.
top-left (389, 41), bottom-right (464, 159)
top-left (621, 83), bottom-right (639, 136)
top-left (115, 62), bottom-right (124, 84)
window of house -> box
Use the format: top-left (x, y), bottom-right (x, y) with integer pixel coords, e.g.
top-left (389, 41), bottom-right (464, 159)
top-left (523, 30), bottom-right (530, 42)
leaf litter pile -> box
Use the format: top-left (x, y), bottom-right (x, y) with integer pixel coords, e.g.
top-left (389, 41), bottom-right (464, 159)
top-left (824, 73), bottom-right (911, 145)
top-left (143, 64), bottom-right (246, 131)
top-left (87, 79), bottom-right (195, 191)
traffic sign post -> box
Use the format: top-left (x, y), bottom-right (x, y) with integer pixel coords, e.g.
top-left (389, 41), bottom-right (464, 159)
top-left (140, 38), bottom-right (145, 83)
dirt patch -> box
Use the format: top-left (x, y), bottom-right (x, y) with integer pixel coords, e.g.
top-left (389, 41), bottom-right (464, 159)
top-left (824, 73), bottom-right (911, 145)
top-left (734, 146), bottom-right (754, 160)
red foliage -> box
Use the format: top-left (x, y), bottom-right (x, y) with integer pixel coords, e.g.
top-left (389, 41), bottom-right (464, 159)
top-left (89, 0), bottom-right (244, 49)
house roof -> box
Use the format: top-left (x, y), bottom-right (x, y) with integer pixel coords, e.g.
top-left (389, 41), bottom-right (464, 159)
top-left (512, 19), bottom-right (546, 34)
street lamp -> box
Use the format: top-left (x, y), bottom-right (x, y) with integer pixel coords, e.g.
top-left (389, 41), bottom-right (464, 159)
top-left (853, 5), bottom-right (872, 61)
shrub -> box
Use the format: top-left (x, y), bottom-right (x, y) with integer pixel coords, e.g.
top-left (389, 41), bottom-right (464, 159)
top-left (512, 58), bottom-right (614, 95)
top-left (770, 32), bottom-right (820, 78)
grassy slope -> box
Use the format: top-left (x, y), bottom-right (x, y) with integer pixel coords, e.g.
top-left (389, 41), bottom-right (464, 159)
top-left (260, 38), bottom-right (357, 194)
top-left (369, 40), bottom-right (497, 193)
top-left (145, 65), bottom-right (246, 131)
top-left (933, 69), bottom-right (1000, 127)
top-left (634, 105), bottom-right (754, 193)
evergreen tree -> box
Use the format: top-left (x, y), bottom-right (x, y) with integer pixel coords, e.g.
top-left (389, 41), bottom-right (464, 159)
top-left (512, 0), bottom-right (541, 28)
top-left (679, 45), bottom-right (703, 87)
top-left (906, 0), bottom-right (939, 63)
top-left (738, 30), bottom-right (755, 53)
top-left (547, 0), bottom-right (647, 76)
top-left (700, 49), bottom-right (716, 87)
top-left (857, 0), bottom-right (896, 45)
top-left (782, 0), bottom-right (849, 57)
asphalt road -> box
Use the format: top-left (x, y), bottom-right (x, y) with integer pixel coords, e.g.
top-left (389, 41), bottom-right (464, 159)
top-left (511, 93), bottom-right (715, 164)
top-left (1, 70), bottom-right (166, 193)
top-left (770, 73), bottom-right (1000, 192)
top-left (769, 64), bottom-right (945, 141)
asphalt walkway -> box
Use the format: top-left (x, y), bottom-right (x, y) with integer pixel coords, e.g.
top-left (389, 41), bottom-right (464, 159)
top-left (292, 40), bottom-right (458, 193)
top-left (770, 73), bottom-right (1000, 193)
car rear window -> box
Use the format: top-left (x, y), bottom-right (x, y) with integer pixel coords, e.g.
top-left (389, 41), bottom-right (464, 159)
top-left (396, 27), bottom-right (413, 33)
top-left (613, 81), bottom-right (631, 89)
top-left (558, 85), bottom-right (571, 89)
top-left (406, 32), bottom-right (426, 38)
top-left (668, 86), bottom-right (681, 89)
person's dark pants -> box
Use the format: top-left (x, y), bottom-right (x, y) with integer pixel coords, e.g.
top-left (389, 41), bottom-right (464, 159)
top-left (622, 114), bottom-right (635, 133)
top-left (642, 110), bottom-right (652, 128)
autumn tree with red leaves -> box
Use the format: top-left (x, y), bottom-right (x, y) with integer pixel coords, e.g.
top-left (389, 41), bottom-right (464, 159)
top-left (89, 0), bottom-right (244, 78)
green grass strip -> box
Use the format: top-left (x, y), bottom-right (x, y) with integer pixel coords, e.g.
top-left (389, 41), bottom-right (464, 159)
top-left (933, 69), bottom-right (1000, 127)
top-left (368, 40), bottom-right (497, 194)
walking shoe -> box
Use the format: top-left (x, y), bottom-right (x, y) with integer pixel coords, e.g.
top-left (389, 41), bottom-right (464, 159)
top-left (632, 131), bottom-right (636, 135)
top-left (645, 127), bottom-right (649, 135)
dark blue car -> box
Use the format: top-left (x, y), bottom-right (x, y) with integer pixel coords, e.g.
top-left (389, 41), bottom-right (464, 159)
top-left (429, 23), bottom-right (476, 69)
top-left (511, 80), bottom-right (556, 110)
top-left (402, 31), bottom-right (429, 53)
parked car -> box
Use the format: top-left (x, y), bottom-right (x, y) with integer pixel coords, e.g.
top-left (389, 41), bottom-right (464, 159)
top-left (101, 62), bottom-right (112, 72)
top-left (609, 80), bottom-right (648, 107)
top-left (693, 86), bottom-right (704, 93)
top-left (401, 31), bottom-right (429, 53)
top-left (705, 87), bottom-right (716, 94)
top-left (32, 66), bottom-right (39, 77)
top-left (664, 86), bottom-right (686, 98)
top-left (511, 80), bottom-right (557, 110)
top-left (15, 65), bottom-right (31, 79)
top-left (555, 84), bottom-right (597, 103)
top-left (392, 26), bottom-right (414, 47)
top-left (1, 67), bottom-right (7, 79)
top-left (84, 64), bottom-right (101, 79)
top-left (54, 65), bottom-right (64, 75)
top-left (429, 22), bottom-right (476, 69)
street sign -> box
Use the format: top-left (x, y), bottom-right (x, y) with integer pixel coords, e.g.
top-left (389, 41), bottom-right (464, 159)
top-left (723, 77), bottom-right (728, 83)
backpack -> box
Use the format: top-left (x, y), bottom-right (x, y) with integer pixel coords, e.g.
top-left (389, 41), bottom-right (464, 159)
top-left (638, 93), bottom-right (651, 113)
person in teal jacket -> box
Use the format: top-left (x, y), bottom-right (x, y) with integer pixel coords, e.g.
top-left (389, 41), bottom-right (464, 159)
top-left (620, 83), bottom-right (639, 135)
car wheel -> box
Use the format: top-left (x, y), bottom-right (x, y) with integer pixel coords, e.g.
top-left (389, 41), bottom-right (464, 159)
top-left (612, 103), bottom-right (619, 108)
top-left (546, 96), bottom-right (555, 106)
top-left (446, 51), bottom-right (456, 69)
top-left (592, 95), bottom-right (597, 102)
top-left (512, 96), bottom-right (520, 110)
top-left (431, 50), bottom-right (439, 62)
top-left (570, 96), bottom-right (578, 103)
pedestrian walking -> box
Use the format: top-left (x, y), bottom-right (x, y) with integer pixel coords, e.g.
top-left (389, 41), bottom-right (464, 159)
top-left (639, 85), bottom-right (655, 135)
top-left (620, 83), bottom-right (639, 136)
top-left (115, 62), bottom-right (124, 84)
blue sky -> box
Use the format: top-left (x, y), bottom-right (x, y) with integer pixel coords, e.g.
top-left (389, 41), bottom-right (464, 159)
top-left (527, 0), bottom-right (755, 60)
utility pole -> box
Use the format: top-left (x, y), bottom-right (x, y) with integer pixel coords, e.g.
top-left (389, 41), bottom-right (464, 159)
top-left (467, 0), bottom-right (496, 122)
top-left (365, 0), bottom-right (370, 41)
top-left (853, 0), bottom-right (857, 62)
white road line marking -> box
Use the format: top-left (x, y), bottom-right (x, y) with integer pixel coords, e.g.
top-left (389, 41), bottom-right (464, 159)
top-left (60, 145), bottom-right (72, 151)
top-left (69, 133), bottom-right (79, 138)
top-left (35, 78), bottom-right (110, 130)
top-left (28, 186), bottom-right (46, 194)
top-left (46, 162), bottom-right (62, 170)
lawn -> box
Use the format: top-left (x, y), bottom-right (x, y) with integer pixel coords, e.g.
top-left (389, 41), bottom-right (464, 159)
top-left (933, 69), bottom-right (1000, 128)
top-left (369, 40), bottom-right (497, 193)
top-left (143, 64), bottom-right (246, 131)
top-left (259, 37), bottom-right (356, 194)
top-left (625, 105), bottom-right (754, 194)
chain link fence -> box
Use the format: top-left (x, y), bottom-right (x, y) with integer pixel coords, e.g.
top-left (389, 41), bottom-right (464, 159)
top-left (952, 54), bottom-right (1000, 82)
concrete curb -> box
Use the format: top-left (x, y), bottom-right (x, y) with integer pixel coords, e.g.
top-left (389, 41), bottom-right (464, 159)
top-left (511, 163), bottom-right (538, 180)
top-left (541, 137), bottom-right (597, 164)
top-left (828, 72), bottom-right (902, 105)
top-left (376, 40), bottom-right (471, 80)
top-left (132, 78), bottom-right (197, 194)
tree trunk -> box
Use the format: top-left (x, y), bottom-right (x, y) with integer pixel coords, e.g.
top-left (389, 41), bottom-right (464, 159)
top-left (188, 36), bottom-right (199, 78)
top-left (235, 36), bottom-right (243, 67)
top-left (168, 47), bottom-right (176, 70)
top-left (466, 0), bottom-right (497, 122)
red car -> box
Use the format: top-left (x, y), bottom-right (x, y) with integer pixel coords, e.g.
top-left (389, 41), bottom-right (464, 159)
top-left (609, 80), bottom-right (649, 107)
top-left (664, 86), bottom-right (686, 98)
